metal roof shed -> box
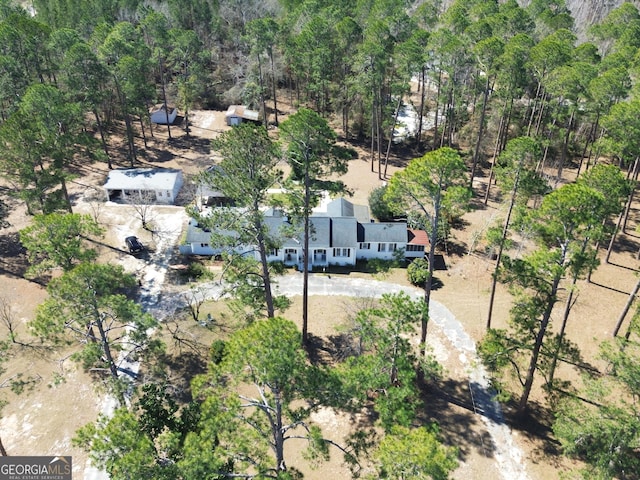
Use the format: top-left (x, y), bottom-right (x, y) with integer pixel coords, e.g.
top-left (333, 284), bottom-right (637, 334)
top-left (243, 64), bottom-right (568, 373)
top-left (225, 105), bottom-right (261, 126)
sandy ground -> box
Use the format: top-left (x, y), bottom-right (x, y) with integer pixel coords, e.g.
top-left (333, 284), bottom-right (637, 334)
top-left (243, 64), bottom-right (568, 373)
top-left (1, 105), bottom-right (639, 479)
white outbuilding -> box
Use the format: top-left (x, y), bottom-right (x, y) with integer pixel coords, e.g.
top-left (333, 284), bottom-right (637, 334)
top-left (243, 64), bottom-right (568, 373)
top-left (103, 168), bottom-right (184, 204)
top-left (150, 104), bottom-right (178, 125)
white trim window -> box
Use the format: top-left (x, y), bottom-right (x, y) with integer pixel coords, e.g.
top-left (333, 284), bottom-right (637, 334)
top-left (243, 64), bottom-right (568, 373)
top-left (359, 242), bottom-right (371, 250)
top-left (389, 243), bottom-right (397, 251)
top-left (378, 243), bottom-right (387, 252)
top-left (269, 248), bottom-right (279, 257)
top-left (333, 248), bottom-right (350, 257)
top-left (314, 249), bottom-right (327, 262)
top-left (406, 244), bottom-right (424, 252)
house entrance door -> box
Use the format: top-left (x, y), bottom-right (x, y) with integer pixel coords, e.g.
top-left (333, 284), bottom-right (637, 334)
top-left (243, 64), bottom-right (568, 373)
top-left (313, 249), bottom-right (327, 265)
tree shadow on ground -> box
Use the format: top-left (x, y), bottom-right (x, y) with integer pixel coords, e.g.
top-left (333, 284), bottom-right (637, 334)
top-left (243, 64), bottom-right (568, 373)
top-left (420, 377), bottom-right (498, 463)
top-left (339, 136), bottom-right (417, 172)
top-left (0, 231), bottom-right (46, 284)
top-left (432, 255), bottom-right (448, 271)
top-left (66, 160), bottom-right (112, 177)
top-left (306, 332), bottom-right (348, 366)
top-left (138, 146), bottom-right (177, 163)
top-left (610, 232), bottom-right (640, 256)
top-left (106, 144), bottom-right (137, 169)
top-left (469, 195), bottom-right (490, 212)
top-left (166, 135), bottom-right (212, 155)
top-left (429, 276), bottom-right (445, 291)
top-left (504, 400), bottom-right (562, 461)
top-left (305, 333), bottom-right (503, 463)
top-left (158, 350), bottom-right (207, 403)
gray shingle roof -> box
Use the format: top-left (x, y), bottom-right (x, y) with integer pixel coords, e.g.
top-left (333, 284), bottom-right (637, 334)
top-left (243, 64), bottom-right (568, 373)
top-left (331, 217), bottom-right (358, 246)
top-left (186, 218), bottom-right (240, 245)
top-left (359, 222), bottom-right (407, 243)
top-left (263, 215), bottom-right (332, 247)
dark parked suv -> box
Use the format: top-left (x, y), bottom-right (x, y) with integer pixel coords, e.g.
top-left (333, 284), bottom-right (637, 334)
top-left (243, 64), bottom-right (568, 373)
top-left (125, 236), bottom-right (144, 254)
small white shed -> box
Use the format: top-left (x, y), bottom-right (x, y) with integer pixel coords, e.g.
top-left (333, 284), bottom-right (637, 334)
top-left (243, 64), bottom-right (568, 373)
top-left (150, 104), bottom-right (177, 125)
top-left (104, 168), bottom-right (184, 204)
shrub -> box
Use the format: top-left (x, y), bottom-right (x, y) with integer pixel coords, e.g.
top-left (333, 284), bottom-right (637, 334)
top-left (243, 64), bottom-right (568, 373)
top-left (367, 258), bottom-right (396, 276)
top-left (210, 340), bottom-right (227, 365)
top-left (407, 258), bottom-right (430, 286)
top-left (183, 260), bottom-right (214, 281)
top-left (369, 185), bottom-right (396, 222)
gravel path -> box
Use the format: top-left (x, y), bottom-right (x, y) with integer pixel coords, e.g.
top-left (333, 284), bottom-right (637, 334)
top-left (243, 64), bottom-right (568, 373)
top-left (83, 206), bottom-right (187, 480)
top-left (183, 273), bottom-right (531, 480)
top-left (278, 274), bottom-right (530, 480)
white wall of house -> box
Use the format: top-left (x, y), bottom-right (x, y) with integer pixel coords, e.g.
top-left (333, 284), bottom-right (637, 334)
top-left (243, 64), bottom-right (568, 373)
top-left (266, 248), bottom-right (285, 264)
top-left (282, 248), bottom-right (299, 266)
top-left (187, 241), bottom-right (219, 256)
top-left (328, 247), bottom-right (356, 266)
top-left (184, 235), bottom-right (423, 264)
top-left (356, 242), bottom-right (405, 261)
top-left (266, 246), bottom-right (357, 268)
top-left (184, 236), bottom-right (422, 263)
top-left (184, 242), bottom-right (254, 257)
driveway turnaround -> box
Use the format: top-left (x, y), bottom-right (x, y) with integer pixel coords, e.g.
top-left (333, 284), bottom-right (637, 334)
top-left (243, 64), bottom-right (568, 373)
top-left (174, 272), bottom-right (530, 480)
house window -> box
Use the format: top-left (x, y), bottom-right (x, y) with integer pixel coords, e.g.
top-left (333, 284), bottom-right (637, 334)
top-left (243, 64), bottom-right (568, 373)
top-left (333, 248), bottom-right (350, 257)
top-left (269, 248), bottom-right (279, 256)
top-left (359, 242), bottom-right (370, 250)
top-left (158, 191), bottom-right (163, 197)
top-left (200, 243), bottom-right (209, 247)
top-left (378, 244), bottom-right (387, 252)
top-left (314, 249), bottom-right (327, 262)
top-left (406, 244), bottom-right (424, 252)
top-left (389, 243), bottom-right (397, 251)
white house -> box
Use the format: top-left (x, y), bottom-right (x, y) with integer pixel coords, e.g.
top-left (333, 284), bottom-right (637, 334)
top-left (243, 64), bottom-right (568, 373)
top-left (262, 214), bottom-right (358, 269)
top-left (180, 197), bottom-right (428, 268)
top-left (104, 168), bottom-right (184, 204)
top-left (150, 104), bottom-right (177, 125)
